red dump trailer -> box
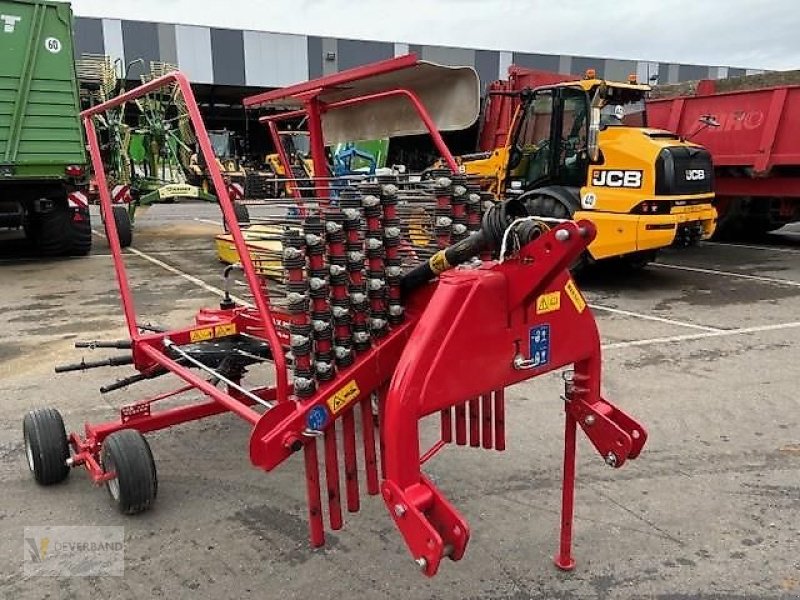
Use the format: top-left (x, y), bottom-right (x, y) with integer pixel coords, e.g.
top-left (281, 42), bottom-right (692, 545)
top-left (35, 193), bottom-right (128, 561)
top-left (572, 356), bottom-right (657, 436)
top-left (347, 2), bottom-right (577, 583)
top-left (647, 75), bottom-right (800, 237)
top-left (479, 68), bottom-right (800, 238)
top-left (477, 67), bottom-right (571, 153)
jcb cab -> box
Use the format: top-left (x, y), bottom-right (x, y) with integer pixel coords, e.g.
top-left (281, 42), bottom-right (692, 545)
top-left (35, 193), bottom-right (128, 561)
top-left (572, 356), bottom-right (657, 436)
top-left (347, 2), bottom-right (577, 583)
top-left (464, 73), bottom-right (717, 267)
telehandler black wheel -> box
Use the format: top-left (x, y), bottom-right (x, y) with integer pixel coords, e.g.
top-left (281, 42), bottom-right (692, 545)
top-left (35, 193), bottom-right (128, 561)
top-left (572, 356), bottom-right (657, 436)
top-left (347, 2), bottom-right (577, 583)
top-left (523, 193), bottom-right (572, 221)
top-left (101, 429), bottom-right (157, 515)
top-left (23, 408), bottom-right (70, 485)
top-left (520, 190), bottom-right (587, 271)
top-left (620, 250), bottom-right (657, 271)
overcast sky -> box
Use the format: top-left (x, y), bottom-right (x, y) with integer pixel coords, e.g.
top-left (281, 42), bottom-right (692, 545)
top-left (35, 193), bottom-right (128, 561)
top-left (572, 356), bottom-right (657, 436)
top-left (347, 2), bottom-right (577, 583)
top-left (71, 0), bottom-right (799, 71)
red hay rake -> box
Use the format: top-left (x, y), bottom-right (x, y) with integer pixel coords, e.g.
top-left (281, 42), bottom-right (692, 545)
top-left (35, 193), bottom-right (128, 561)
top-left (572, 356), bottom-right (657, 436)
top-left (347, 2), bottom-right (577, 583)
top-left (22, 57), bottom-right (647, 577)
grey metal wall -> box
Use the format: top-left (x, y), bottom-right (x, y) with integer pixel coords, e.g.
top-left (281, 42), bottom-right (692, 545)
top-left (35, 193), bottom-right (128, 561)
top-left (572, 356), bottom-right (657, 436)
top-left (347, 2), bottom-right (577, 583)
top-left (337, 39), bottom-right (393, 71)
top-left (121, 21), bottom-right (160, 80)
top-left (71, 16), bottom-right (761, 92)
top-left (211, 28), bottom-right (246, 86)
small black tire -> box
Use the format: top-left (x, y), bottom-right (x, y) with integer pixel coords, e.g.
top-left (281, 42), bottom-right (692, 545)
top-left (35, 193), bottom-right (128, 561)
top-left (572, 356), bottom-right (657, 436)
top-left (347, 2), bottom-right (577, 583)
top-left (101, 429), bottom-right (157, 515)
top-left (224, 201), bottom-right (250, 232)
top-left (111, 205), bottom-right (133, 248)
top-left (23, 408), bottom-right (70, 485)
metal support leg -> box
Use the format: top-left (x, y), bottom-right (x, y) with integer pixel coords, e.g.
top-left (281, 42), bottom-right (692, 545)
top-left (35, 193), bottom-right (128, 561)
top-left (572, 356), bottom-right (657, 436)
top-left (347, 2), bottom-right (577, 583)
top-left (554, 408), bottom-right (577, 571)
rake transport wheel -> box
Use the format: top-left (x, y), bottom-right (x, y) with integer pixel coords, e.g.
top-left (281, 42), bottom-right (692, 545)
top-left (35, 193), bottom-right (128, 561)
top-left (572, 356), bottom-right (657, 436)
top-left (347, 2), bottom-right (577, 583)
top-left (101, 430), bottom-right (158, 515)
top-left (23, 408), bottom-right (70, 485)
top-left (223, 201), bottom-right (251, 232)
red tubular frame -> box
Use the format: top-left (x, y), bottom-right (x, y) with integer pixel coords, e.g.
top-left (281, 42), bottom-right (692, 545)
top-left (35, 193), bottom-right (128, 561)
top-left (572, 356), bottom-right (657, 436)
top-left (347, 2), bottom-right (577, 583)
top-left (81, 71), bottom-right (289, 402)
top-left (258, 88), bottom-right (460, 179)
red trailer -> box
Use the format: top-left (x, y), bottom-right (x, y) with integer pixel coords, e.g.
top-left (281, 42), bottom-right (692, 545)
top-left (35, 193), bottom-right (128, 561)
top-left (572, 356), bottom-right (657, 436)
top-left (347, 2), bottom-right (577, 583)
top-left (647, 76), bottom-right (800, 237)
top-left (477, 67), bottom-right (571, 152)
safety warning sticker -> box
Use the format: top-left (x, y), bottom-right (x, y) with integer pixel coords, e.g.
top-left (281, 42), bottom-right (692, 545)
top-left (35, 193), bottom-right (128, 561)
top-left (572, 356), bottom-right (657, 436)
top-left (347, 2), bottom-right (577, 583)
top-left (189, 323), bottom-right (237, 343)
top-left (189, 327), bottom-right (214, 343)
top-left (326, 379), bottom-right (361, 415)
top-left (536, 291), bottom-right (561, 314)
top-left (528, 324), bottom-right (550, 368)
top-left (564, 279), bottom-right (586, 313)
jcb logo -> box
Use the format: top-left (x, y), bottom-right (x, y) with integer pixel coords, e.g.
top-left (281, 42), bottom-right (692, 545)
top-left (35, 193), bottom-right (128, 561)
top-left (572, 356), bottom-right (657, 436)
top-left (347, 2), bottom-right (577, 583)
top-left (685, 169), bottom-right (706, 181)
top-left (591, 170), bottom-right (643, 189)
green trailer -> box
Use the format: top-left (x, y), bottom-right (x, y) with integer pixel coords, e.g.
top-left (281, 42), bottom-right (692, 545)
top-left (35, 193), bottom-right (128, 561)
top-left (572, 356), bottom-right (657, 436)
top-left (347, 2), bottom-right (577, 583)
top-left (0, 0), bottom-right (92, 255)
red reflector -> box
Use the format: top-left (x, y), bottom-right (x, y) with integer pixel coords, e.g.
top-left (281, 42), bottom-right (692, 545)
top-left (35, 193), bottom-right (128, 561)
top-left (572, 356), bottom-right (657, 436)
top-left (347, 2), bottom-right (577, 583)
top-left (65, 165), bottom-right (85, 177)
top-left (72, 212), bottom-right (86, 222)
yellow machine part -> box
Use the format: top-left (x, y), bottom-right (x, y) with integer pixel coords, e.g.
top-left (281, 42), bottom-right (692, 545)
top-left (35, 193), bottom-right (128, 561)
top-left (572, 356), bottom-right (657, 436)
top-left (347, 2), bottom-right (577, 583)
top-left (214, 225), bottom-right (288, 280)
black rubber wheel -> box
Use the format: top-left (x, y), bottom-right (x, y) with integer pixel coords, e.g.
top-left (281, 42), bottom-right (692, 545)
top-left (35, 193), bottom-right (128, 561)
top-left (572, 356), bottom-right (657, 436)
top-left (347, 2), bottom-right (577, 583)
top-left (619, 250), bottom-right (657, 271)
top-left (521, 192), bottom-right (587, 271)
top-left (111, 205), bottom-right (133, 248)
top-left (523, 194), bottom-right (572, 221)
top-left (35, 200), bottom-right (92, 257)
top-left (101, 429), bottom-right (157, 515)
top-left (23, 408), bottom-right (70, 485)
top-left (224, 201), bottom-right (250, 232)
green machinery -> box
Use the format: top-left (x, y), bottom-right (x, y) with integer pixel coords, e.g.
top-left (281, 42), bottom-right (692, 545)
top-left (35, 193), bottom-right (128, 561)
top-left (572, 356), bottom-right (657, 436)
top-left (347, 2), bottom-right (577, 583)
top-left (0, 0), bottom-right (92, 256)
top-left (78, 56), bottom-right (231, 246)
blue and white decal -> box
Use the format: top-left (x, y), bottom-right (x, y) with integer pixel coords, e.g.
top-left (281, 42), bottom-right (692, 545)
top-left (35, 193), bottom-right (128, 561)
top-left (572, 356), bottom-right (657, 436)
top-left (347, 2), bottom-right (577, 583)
top-left (528, 324), bottom-right (551, 368)
top-left (306, 405), bottom-right (329, 431)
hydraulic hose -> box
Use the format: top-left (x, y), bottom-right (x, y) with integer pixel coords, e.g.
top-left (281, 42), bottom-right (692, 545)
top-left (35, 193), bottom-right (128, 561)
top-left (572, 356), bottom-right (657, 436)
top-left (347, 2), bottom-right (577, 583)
top-left (400, 198), bottom-right (541, 294)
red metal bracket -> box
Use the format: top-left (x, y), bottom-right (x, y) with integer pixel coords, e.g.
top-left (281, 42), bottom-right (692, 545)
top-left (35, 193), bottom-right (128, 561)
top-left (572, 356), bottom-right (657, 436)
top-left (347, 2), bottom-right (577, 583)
top-left (379, 220), bottom-right (648, 575)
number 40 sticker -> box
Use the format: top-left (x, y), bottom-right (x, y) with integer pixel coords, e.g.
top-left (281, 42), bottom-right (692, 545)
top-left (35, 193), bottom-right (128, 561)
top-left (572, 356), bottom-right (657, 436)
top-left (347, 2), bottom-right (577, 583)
top-left (45, 37), bottom-right (62, 53)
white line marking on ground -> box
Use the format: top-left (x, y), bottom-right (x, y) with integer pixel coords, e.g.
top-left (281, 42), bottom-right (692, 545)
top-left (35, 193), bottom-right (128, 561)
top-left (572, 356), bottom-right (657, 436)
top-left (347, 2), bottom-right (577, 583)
top-left (91, 228), bottom-right (253, 307)
top-left (126, 247), bottom-right (252, 307)
top-left (194, 218), bottom-right (223, 227)
top-left (0, 254), bottom-right (111, 264)
top-left (602, 321), bottom-right (800, 350)
top-left (706, 241), bottom-right (800, 254)
top-left (589, 303), bottom-right (722, 332)
top-left (653, 262), bottom-right (800, 288)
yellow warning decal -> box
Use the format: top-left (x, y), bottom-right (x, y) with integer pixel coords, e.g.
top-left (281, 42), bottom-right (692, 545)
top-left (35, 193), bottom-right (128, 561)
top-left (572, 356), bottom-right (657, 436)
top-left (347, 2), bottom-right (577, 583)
top-left (536, 291), bottom-right (561, 314)
top-left (429, 251), bottom-right (451, 275)
top-left (564, 279), bottom-right (586, 313)
top-left (326, 380), bottom-right (361, 415)
top-left (214, 323), bottom-right (237, 337)
top-left (190, 327), bottom-right (214, 343)
top-left (189, 323), bottom-right (237, 343)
